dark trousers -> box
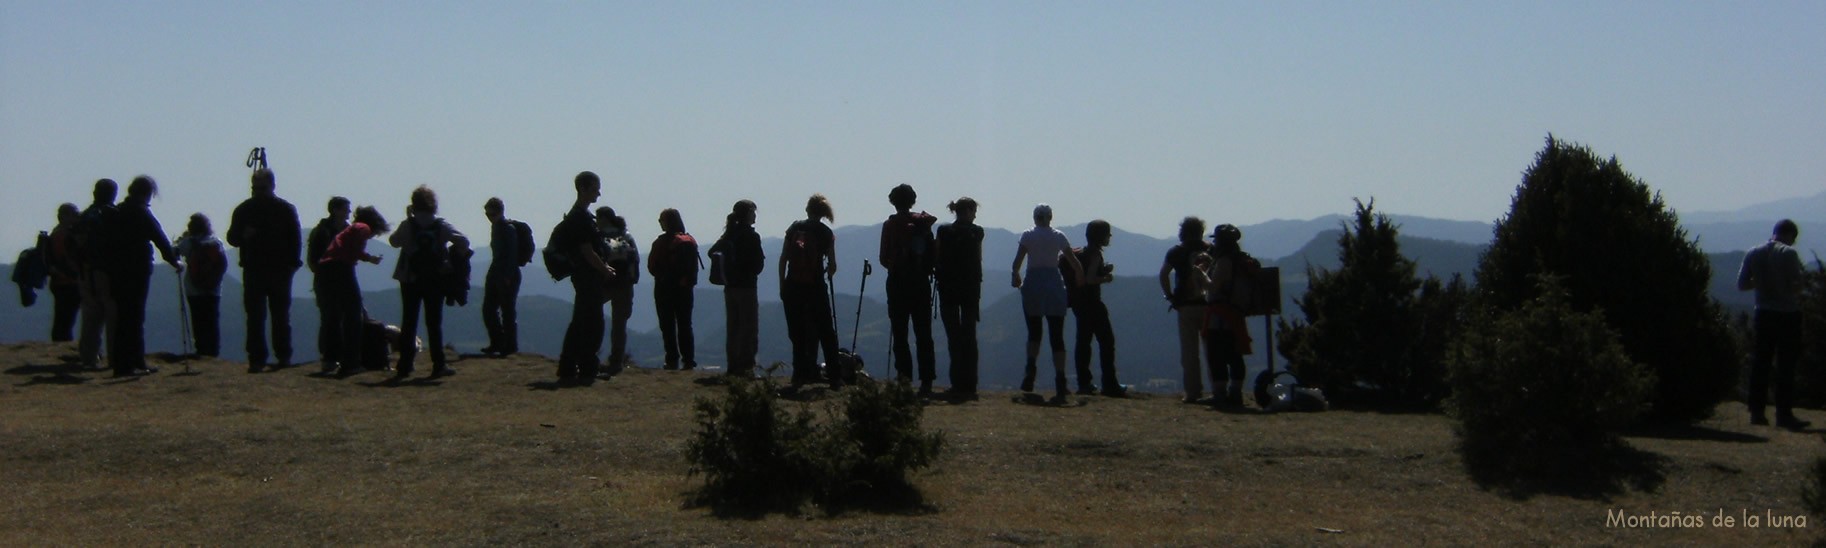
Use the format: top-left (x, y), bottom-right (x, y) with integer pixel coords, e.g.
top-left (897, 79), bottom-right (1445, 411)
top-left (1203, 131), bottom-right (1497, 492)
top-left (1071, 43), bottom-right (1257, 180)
top-left (938, 284), bottom-right (980, 393)
top-left (1073, 300), bottom-right (1118, 392)
top-left (559, 276), bottom-right (606, 379)
top-left (606, 283), bottom-right (633, 369)
top-left (108, 268), bottom-right (152, 375)
top-left (313, 269), bottom-right (333, 363)
top-left (50, 284), bottom-right (80, 342)
top-left (783, 281), bottom-right (840, 385)
top-left (242, 267), bottom-right (295, 365)
top-left (1749, 310), bottom-right (1804, 418)
top-left (397, 281), bottom-right (446, 374)
top-left (1203, 325), bottom-right (1247, 397)
top-left (188, 295), bottom-right (221, 357)
top-left (481, 268), bottom-right (521, 352)
top-left (724, 287), bottom-right (759, 376)
top-left (654, 284), bottom-right (696, 368)
top-left (887, 279), bottom-right (936, 383)
top-left (319, 263), bottom-right (364, 370)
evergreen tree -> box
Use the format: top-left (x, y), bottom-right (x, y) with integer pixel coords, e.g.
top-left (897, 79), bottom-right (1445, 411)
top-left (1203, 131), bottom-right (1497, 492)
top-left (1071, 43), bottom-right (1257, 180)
top-left (1474, 136), bottom-right (1736, 422)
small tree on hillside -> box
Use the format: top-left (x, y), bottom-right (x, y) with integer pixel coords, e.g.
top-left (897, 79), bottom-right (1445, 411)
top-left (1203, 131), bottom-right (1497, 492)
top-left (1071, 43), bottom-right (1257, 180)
top-left (1475, 135), bottom-right (1737, 423)
top-left (1278, 199), bottom-right (1468, 408)
top-left (1788, 261), bottom-right (1826, 405)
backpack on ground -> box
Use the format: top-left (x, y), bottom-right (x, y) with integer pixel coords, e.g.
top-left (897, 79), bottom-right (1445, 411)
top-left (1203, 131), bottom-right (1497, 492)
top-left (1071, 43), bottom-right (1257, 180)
top-left (511, 219), bottom-right (535, 267)
top-left (187, 239), bottom-right (228, 291)
top-left (706, 237), bottom-right (727, 286)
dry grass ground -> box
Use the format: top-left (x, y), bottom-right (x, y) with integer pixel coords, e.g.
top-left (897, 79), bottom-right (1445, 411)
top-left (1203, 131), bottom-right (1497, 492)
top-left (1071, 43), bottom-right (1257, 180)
top-left (2, 340), bottom-right (1821, 546)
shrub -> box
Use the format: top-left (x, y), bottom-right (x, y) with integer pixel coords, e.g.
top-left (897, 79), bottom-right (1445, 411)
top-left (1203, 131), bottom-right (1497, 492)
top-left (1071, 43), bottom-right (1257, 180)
top-left (1475, 135), bottom-right (1736, 422)
top-left (1792, 262), bottom-right (1826, 406)
top-left (1447, 275), bottom-right (1654, 488)
top-left (685, 378), bottom-right (945, 513)
top-left (1804, 455), bottom-right (1826, 519)
top-left (1277, 199), bottom-right (1468, 408)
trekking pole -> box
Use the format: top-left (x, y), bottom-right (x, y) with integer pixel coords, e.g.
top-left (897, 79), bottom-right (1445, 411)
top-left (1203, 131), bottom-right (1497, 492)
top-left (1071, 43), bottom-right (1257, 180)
top-left (245, 147), bottom-right (267, 171)
top-left (176, 278), bottom-right (193, 370)
top-left (853, 260), bottom-right (870, 350)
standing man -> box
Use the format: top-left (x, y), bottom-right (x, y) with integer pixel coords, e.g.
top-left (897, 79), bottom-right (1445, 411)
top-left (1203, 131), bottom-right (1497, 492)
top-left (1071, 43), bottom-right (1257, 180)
top-left (648, 208), bottom-right (699, 370)
top-left (227, 168), bottom-right (303, 373)
top-left (879, 184), bottom-right (938, 396)
top-left (103, 176), bottom-right (181, 377)
top-left (1738, 219), bottom-right (1809, 429)
top-left (556, 172), bottom-right (615, 385)
top-left (480, 197), bottom-right (525, 357)
top-left (74, 179), bottom-right (119, 371)
top-left (307, 197), bottom-right (352, 372)
top-left (935, 197), bottom-right (983, 400)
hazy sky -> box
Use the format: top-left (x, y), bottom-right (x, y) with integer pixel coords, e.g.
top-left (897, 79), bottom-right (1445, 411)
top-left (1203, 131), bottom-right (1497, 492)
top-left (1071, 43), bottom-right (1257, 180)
top-left (3, 1), bottom-right (1821, 250)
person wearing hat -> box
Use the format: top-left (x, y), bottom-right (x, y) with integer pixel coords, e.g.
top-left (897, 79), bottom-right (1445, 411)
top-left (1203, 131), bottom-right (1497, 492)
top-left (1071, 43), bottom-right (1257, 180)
top-left (1198, 223), bottom-right (1254, 408)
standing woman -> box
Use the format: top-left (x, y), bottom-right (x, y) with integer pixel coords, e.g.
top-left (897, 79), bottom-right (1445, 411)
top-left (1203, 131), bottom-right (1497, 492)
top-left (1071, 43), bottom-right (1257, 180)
top-left (46, 203), bottom-right (83, 342)
top-left (175, 213), bottom-right (228, 357)
top-left (648, 208), bottom-right (700, 370)
top-left (389, 185), bottom-right (468, 380)
top-left (779, 194), bottom-right (842, 389)
top-left (716, 200), bottom-right (765, 378)
top-left (934, 197), bottom-right (983, 399)
top-left (597, 207), bottom-right (640, 374)
top-left (317, 206), bottom-right (389, 377)
top-left (104, 176), bottom-right (181, 377)
top-left (1011, 204), bottom-right (1084, 403)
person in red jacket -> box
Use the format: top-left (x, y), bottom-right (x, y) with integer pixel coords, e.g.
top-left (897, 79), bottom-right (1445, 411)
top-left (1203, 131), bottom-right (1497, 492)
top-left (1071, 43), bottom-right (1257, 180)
top-left (648, 208), bottom-right (699, 370)
top-left (879, 184), bottom-right (938, 396)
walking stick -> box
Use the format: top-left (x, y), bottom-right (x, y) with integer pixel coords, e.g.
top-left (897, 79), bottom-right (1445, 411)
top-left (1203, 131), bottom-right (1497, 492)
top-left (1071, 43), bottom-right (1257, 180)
top-left (176, 276), bottom-right (193, 373)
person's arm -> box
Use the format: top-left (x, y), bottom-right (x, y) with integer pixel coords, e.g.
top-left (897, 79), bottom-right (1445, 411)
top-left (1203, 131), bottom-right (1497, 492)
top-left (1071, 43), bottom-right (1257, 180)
top-left (283, 205), bottom-right (303, 269)
top-left (1094, 250), bottom-right (1114, 285)
top-left (150, 217), bottom-right (178, 270)
top-left (778, 233), bottom-right (791, 286)
top-left (879, 222), bottom-right (892, 270)
top-left (388, 220), bottom-right (411, 248)
top-left (1011, 244), bottom-right (1027, 288)
top-left (1062, 243), bottom-right (1085, 288)
top-left (824, 233), bottom-right (838, 282)
top-left (225, 203), bottom-right (247, 248)
top-left (1736, 250), bottom-right (1757, 291)
top-left (577, 239), bottom-right (612, 280)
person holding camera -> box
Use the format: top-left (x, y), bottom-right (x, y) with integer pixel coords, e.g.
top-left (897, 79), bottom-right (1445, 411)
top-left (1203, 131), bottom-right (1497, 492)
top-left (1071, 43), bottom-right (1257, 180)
top-left (1071, 220), bottom-right (1126, 397)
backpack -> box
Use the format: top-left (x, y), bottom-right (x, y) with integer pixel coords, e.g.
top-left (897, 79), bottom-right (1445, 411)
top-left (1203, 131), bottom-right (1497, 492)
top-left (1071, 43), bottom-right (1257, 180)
top-left (1218, 250), bottom-right (1265, 312)
top-left (603, 232), bottom-right (637, 285)
top-left (660, 233), bottom-right (699, 286)
top-left (543, 218), bottom-right (574, 281)
top-left (187, 239), bottom-right (228, 290)
top-left (511, 220), bottom-right (535, 266)
top-left (783, 221), bottom-right (827, 283)
top-left (706, 237), bottom-right (727, 286)
top-left (407, 221), bottom-right (448, 282)
top-left (892, 216), bottom-right (935, 276)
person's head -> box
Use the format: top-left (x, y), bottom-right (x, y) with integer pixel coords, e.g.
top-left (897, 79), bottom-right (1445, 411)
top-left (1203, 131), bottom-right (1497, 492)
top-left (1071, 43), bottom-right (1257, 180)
top-left (596, 206), bottom-right (625, 231)
top-left (127, 175), bottom-right (158, 201)
top-left (728, 199), bottom-right (757, 228)
top-left (888, 184), bottom-right (917, 211)
top-left (355, 205), bottom-right (391, 234)
top-left (92, 178), bottom-right (118, 205)
top-left (327, 196), bottom-right (352, 220)
top-left (187, 213), bottom-right (212, 236)
top-left (1032, 203), bottom-right (1053, 228)
top-left (806, 194), bottom-right (834, 222)
top-left (575, 171), bottom-right (601, 203)
top-left (410, 184), bottom-right (438, 215)
top-left (56, 203), bottom-right (79, 225)
top-left (659, 208), bottom-right (686, 233)
top-left (1177, 216), bottom-right (1207, 246)
top-left (250, 168), bottom-right (276, 198)
top-left (484, 197), bottom-right (505, 223)
top-left (947, 196), bottom-right (978, 224)
top-left (1775, 219), bottom-right (1800, 246)
top-left (1212, 223), bottom-right (1242, 255)
top-left (1086, 219), bottom-right (1112, 247)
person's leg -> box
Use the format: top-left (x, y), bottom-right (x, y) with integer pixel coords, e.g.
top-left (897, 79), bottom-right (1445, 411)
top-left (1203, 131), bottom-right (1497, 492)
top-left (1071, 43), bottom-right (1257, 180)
top-left (78, 270), bottom-right (105, 367)
top-left (1749, 310), bottom-right (1776, 422)
top-left (336, 288), bottom-right (365, 374)
top-left (1773, 311), bottom-right (1805, 423)
top-left (192, 295), bottom-right (221, 357)
top-left (783, 284), bottom-right (815, 385)
top-left (396, 284), bottom-right (422, 376)
top-left (112, 270), bottom-right (151, 374)
top-left (677, 286), bottom-right (696, 369)
top-left (1092, 301), bottom-right (1119, 392)
top-left (939, 291), bottom-right (965, 390)
top-left (1022, 315), bottom-right (1042, 392)
top-left (1047, 315), bottom-right (1068, 399)
top-left (481, 271), bottom-right (504, 352)
top-left (502, 269), bottom-right (521, 353)
top-left (656, 286), bottom-right (680, 369)
top-left (269, 268), bottom-right (295, 366)
top-left (1177, 305), bottom-right (1207, 402)
top-left (812, 285), bottom-right (844, 385)
top-left (51, 284), bottom-right (80, 342)
top-left (961, 288), bottom-right (980, 394)
top-left (1073, 306), bottom-right (1096, 393)
top-left (912, 286), bottom-right (936, 388)
top-left (890, 292), bottom-right (914, 381)
top-left (424, 285), bottom-right (447, 373)
top-left (315, 272), bottom-right (334, 364)
top-left (244, 269), bottom-right (270, 366)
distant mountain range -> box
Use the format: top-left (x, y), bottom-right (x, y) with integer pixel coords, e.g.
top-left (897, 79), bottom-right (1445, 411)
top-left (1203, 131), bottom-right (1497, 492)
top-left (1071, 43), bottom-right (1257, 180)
top-left (5, 197), bottom-right (1817, 392)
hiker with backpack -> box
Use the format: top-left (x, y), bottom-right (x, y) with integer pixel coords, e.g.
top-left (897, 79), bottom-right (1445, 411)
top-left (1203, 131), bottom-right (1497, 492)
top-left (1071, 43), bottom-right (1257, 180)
top-left (597, 207), bottom-right (641, 374)
top-left (47, 203), bottom-right (83, 342)
top-left (226, 168), bottom-right (303, 373)
top-left (388, 185), bottom-right (468, 380)
top-left (709, 200), bottom-right (765, 378)
top-left (648, 208), bottom-right (700, 370)
top-left (1070, 220), bottom-right (1127, 397)
top-left (175, 213), bottom-right (228, 357)
top-left (480, 197), bottom-right (533, 357)
top-left (102, 176), bottom-right (181, 378)
top-left (75, 179), bottom-right (118, 371)
top-left (307, 197), bottom-right (352, 370)
top-left (317, 206), bottom-right (391, 377)
top-left (934, 197), bottom-right (983, 400)
top-left (553, 172), bottom-right (617, 385)
top-left (879, 184), bottom-right (939, 396)
top-left (1196, 224), bottom-right (1257, 408)
top-left (780, 194), bottom-right (844, 390)
top-left (1158, 216), bottom-right (1213, 404)
top-left (1011, 204), bottom-right (1085, 405)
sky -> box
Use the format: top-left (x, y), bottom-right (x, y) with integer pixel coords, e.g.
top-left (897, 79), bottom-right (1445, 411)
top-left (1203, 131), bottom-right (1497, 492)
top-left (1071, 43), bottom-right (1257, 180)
top-left (3, 1), bottom-right (1822, 251)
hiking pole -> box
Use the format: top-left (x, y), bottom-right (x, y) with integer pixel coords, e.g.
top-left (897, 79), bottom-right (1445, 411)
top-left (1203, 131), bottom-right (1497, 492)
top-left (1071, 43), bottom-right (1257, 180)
top-left (176, 277), bottom-right (193, 372)
top-left (245, 147), bottom-right (267, 171)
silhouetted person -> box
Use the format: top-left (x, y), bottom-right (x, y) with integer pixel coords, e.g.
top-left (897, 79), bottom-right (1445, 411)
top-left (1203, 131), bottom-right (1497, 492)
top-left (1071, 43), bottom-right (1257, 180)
top-left (1072, 220), bottom-right (1126, 397)
top-left (1012, 204), bottom-right (1084, 404)
top-left (879, 184), bottom-right (939, 395)
top-left (227, 168), bottom-right (302, 372)
top-left (1198, 224), bottom-right (1251, 408)
top-left (388, 185), bottom-right (467, 380)
top-left (649, 208), bottom-right (699, 370)
top-left (75, 179), bottom-right (119, 370)
top-left (1738, 219), bottom-right (1809, 429)
top-left (714, 200), bottom-right (764, 378)
top-left (318, 206), bottom-right (390, 377)
top-left (598, 207), bottom-right (640, 374)
top-left (103, 176), bottom-right (179, 377)
top-left (480, 197), bottom-right (523, 356)
top-left (175, 213), bottom-right (228, 357)
top-left (935, 197), bottom-right (983, 399)
top-left (1159, 217), bottom-right (1211, 404)
top-left (780, 194), bottom-right (842, 389)
top-left (556, 172), bottom-right (616, 385)
top-left (46, 203), bottom-right (82, 342)
top-left (307, 196), bottom-right (352, 371)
